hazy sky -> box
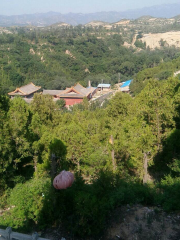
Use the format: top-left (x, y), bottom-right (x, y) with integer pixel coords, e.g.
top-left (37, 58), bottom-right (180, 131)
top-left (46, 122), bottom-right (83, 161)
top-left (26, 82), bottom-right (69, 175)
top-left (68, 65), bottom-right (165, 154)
top-left (0, 0), bottom-right (180, 15)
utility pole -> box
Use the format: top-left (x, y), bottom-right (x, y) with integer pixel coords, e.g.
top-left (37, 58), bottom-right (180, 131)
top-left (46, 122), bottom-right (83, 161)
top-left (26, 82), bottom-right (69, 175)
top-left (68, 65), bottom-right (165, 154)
top-left (101, 79), bottom-right (103, 95)
top-left (109, 135), bottom-right (116, 172)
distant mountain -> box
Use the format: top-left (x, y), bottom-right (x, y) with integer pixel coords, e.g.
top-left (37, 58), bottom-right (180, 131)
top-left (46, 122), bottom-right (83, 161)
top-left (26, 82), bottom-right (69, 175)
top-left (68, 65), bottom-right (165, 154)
top-left (124, 3), bottom-right (180, 19)
top-left (0, 12), bottom-right (124, 27)
top-left (1, 3), bottom-right (180, 27)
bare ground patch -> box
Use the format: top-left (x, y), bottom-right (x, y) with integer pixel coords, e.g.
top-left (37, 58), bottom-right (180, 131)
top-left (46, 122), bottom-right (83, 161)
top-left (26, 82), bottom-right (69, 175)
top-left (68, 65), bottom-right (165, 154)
top-left (141, 32), bottom-right (180, 49)
top-left (40, 204), bottom-right (180, 240)
top-left (105, 204), bottom-right (180, 240)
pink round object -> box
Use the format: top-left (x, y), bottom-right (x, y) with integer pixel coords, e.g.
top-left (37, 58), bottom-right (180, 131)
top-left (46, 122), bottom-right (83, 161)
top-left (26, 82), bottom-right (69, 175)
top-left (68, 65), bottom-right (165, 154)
top-left (53, 170), bottom-right (74, 189)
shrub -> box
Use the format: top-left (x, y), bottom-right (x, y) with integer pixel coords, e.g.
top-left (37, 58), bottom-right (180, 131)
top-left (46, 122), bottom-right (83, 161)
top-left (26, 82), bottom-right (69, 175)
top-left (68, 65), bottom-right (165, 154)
top-left (155, 175), bottom-right (180, 211)
top-left (0, 177), bottom-right (52, 231)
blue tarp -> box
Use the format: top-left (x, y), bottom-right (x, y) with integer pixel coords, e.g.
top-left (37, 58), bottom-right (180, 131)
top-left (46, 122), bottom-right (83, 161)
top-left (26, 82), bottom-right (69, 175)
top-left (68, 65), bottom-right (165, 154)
top-left (120, 80), bottom-right (132, 88)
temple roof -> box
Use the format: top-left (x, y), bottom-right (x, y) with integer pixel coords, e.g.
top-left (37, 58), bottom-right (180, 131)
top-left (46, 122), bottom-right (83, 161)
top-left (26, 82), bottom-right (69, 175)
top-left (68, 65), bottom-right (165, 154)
top-left (57, 83), bottom-right (96, 98)
top-left (8, 82), bottom-right (41, 96)
top-left (42, 90), bottom-right (63, 95)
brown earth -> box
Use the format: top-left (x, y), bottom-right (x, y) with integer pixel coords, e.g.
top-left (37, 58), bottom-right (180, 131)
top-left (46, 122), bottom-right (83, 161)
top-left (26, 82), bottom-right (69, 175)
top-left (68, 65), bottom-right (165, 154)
top-left (141, 31), bottom-right (180, 49)
top-left (105, 205), bottom-right (180, 240)
top-left (41, 205), bottom-right (180, 240)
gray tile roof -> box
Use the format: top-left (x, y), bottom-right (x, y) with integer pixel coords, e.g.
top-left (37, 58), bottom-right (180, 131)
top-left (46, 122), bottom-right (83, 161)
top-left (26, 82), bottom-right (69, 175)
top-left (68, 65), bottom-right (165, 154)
top-left (73, 83), bottom-right (85, 93)
top-left (80, 87), bottom-right (96, 96)
top-left (46, 83), bottom-right (96, 99)
top-left (64, 83), bottom-right (96, 97)
top-left (8, 82), bottom-right (41, 96)
top-left (42, 90), bottom-right (63, 95)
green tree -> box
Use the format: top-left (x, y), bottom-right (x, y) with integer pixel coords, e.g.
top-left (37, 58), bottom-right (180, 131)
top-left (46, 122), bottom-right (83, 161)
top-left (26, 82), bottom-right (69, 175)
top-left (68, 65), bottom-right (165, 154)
top-left (31, 94), bottom-right (56, 126)
top-left (56, 99), bottom-right (66, 109)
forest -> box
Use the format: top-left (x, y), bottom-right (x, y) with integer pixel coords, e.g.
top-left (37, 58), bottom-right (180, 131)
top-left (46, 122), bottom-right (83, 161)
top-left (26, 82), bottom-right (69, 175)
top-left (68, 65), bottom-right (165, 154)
top-left (1, 25), bottom-right (180, 239)
top-left (1, 25), bottom-right (180, 94)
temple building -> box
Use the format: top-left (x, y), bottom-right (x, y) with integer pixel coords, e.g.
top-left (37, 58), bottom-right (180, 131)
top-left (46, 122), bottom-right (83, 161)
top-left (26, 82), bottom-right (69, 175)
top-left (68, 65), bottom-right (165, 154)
top-left (8, 82), bottom-right (41, 102)
top-left (42, 83), bottom-right (97, 107)
top-left (8, 82), bottom-right (97, 107)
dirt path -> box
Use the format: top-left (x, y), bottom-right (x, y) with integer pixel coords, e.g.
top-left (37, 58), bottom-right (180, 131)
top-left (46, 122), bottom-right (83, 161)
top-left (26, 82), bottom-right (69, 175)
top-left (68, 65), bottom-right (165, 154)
top-left (132, 34), bottom-right (138, 46)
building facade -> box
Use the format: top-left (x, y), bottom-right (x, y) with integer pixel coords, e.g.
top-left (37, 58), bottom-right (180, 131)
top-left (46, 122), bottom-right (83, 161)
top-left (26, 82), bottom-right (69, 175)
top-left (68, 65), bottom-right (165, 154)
top-left (8, 82), bottom-right (41, 102)
top-left (43, 83), bottom-right (97, 107)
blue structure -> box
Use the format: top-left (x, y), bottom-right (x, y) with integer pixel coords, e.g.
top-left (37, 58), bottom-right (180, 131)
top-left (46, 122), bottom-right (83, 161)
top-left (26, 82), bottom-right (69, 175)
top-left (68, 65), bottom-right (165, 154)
top-left (120, 80), bottom-right (132, 88)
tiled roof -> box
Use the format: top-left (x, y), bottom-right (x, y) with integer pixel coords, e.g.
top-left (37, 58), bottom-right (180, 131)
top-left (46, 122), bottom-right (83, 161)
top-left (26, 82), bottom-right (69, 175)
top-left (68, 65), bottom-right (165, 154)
top-left (42, 90), bottom-right (63, 95)
top-left (81, 87), bottom-right (96, 96)
top-left (73, 83), bottom-right (85, 93)
top-left (8, 82), bottom-right (41, 96)
top-left (74, 85), bottom-right (94, 96)
top-left (57, 83), bottom-right (96, 98)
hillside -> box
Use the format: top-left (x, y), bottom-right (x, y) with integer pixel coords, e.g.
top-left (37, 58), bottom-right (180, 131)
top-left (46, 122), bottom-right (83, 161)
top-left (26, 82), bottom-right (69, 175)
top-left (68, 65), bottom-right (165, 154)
top-left (1, 76), bottom-right (180, 239)
top-left (2, 9), bottom-right (180, 240)
top-left (141, 31), bottom-right (180, 49)
top-left (1, 23), bottom-right (180, 95)
top-left (85, 21), bottom-right (109, 27)
top-left (2, 12), bottom-right (180, 53)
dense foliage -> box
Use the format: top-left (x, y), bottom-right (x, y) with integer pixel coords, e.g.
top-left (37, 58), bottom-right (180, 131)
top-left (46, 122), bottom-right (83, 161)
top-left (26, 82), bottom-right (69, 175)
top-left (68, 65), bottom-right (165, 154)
top-left (1, 26), bottom-right (180, 95)
top-left (1, 25), bottom-right (180, 238)
top-left (130, 54), bottom-right (180, 95)
top-left (1, 76), bottom-right (180, 237)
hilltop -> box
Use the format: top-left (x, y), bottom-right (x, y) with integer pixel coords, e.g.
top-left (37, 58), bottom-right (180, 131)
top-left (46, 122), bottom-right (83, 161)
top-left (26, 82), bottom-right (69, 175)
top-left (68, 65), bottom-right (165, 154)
top-left (85, 21), bottom-right (109, 27)
top-left (2, 13), bottom-right (180, 96)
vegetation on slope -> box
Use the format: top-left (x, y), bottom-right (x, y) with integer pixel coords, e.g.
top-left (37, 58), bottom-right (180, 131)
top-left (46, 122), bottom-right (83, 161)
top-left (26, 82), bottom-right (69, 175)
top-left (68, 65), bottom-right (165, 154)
top-left (0, 26), bottom-right (180, 94)
top-left (1, 77), bottom-right (180, 237)
top-left (130, 53), bottom-right (180, 95)
top-left (1, 24), bottom-right (180, 238)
